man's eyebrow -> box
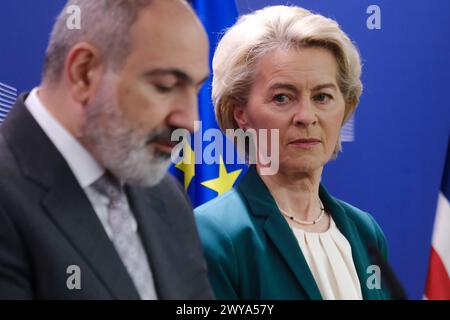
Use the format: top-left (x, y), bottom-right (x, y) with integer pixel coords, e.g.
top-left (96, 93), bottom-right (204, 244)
top-left (143, 68), bottom-right (209, 86)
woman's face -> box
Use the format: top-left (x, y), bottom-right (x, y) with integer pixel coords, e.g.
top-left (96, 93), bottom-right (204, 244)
top-left (234, 47), bottom-right (346, 174)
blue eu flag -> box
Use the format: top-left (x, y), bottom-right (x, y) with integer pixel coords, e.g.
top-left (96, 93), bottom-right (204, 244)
top-left (170, 0), bottom-right (247, 208)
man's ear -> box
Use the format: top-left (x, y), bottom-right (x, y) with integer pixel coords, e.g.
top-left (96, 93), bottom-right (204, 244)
top-left (233, 105), bottom-right (249, 129)
top-left (65, 42), bottom-right (104, 106)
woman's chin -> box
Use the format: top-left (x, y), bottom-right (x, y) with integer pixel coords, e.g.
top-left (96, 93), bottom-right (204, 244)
top-left (281, 158), bottom-right (324, 174)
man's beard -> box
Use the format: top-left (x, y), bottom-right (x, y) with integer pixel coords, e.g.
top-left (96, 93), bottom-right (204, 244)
top-left (81, 77), bottom-right (172, 187)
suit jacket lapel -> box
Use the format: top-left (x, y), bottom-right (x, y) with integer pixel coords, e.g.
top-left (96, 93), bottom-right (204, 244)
top-left (42, 168), bottom-right (140, 300)
top-left (237, 166), bottom-right (323, 300)
top-left (125, 186), bottom-right (172, 298)
top-left (126, 184), bottom-right (196, 300)
top-left (2, 95), bottom-right (140, 299)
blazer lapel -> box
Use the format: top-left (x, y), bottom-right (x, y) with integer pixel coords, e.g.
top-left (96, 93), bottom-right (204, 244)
top-left (319, 186), bottom-right (383, 300)
top-left (237, 166), bottom-right (323, 300)
top-left (263, 217), bottom-right (323, 299)
top-left (235, 165), bottom-right (384, 300)
top-left (2, 96), bottom-right (140, 299)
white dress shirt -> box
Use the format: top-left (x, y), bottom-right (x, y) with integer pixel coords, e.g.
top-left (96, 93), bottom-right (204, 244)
top-left (291, 216), bottom-right (363, 300)
top-left (25, 87), bottom-right (137, 239)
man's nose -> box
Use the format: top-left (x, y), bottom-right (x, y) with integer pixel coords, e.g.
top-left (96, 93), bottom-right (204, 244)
top-left (167, 90), bottom-right (199, 133)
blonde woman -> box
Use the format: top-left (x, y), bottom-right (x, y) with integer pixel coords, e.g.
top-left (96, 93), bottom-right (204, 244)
top-left (195, 5), bottom-right (390, 300)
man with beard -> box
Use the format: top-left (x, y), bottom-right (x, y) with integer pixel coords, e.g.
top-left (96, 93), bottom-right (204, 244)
top-left (0, 0), bottom-right (212, 299)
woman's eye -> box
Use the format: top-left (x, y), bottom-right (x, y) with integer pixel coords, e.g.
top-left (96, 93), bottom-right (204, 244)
top-left (273, 94), bottom-right (291, 105)
top-left (314, 93), bottom-right (333, 104)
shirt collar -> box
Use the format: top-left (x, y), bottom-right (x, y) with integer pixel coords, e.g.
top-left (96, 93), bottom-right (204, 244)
top-left (25, 87), bottom-right (104, 188)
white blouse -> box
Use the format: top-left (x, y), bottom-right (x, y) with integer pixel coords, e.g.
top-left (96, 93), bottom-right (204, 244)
top-left (291, 216), bottom-right (363, 300)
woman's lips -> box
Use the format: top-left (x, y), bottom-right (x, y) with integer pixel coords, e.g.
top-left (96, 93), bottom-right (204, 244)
top-left (289, 138), bottom-right (321, 149)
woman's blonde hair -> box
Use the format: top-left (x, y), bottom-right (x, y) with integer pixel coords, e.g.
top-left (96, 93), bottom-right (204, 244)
top-left (212, 5), bottom-right (363, 157)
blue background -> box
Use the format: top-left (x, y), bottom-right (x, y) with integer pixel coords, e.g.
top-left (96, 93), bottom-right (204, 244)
top-left (0, 0), bottom-right (449, 299)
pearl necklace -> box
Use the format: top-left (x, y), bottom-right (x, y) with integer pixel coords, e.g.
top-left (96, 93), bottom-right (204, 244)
top-left (278, 199), bottom-right (325, 225)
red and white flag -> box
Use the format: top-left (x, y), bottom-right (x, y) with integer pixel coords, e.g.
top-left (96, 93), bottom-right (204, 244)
top-left (424, 141), bottom-right (450, 299)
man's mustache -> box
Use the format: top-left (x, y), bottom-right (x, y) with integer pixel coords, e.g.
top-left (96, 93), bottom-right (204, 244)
top-left (145, 127), bottom-right (181, 146)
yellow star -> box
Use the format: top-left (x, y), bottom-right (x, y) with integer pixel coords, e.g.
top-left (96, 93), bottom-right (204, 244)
top-left (175, 143), bottom-right (195, 190)
top-left (201, 157), bottom-right (242, 196)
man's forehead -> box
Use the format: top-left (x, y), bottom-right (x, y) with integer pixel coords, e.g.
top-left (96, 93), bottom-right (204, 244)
top-left (129, 2), bottom-right (207, 50)
top-left (122, 0), bottom-right (209, 82)
top-left (135, 0), bottom-right (198, 27)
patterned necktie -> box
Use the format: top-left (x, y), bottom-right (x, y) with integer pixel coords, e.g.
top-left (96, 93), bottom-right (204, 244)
top-left (92, 173), bottom-right (157, 300)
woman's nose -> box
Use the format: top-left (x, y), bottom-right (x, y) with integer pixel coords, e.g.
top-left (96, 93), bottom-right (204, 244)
top-left (292, 99), bottom-right (317, 127)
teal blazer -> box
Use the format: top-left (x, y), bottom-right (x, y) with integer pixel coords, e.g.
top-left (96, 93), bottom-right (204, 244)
top-left (195, 166), bottom-right (390, 300)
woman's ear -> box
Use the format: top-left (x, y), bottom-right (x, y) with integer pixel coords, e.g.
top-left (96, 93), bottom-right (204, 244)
top-left (65, 42), bottom-right (104, 106)
top-left (233, 106), bottom-right (249, 129)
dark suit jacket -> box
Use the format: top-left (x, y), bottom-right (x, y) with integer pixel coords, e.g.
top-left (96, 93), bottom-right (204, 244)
top-left (195, 165), bottom-right (391, 300)
top-left (0, 93), bottom-right (214, 300)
